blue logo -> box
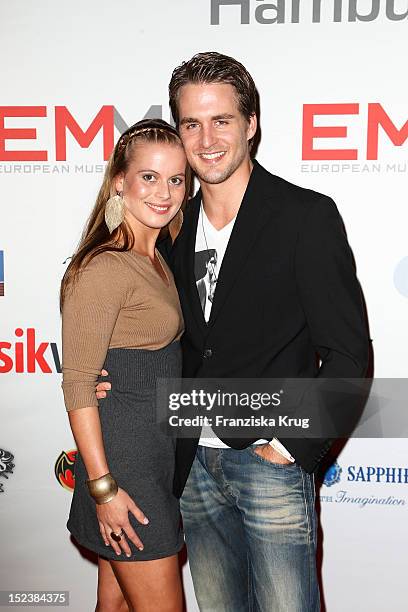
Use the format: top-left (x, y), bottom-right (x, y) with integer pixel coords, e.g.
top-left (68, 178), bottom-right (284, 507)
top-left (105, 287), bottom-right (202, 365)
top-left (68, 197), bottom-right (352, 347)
top-left (394, 256), bottom-right (408, 298)
top-left (324, 461), bottom-right (342, 487)
top-left (0, 251), bottom-right (4, 296)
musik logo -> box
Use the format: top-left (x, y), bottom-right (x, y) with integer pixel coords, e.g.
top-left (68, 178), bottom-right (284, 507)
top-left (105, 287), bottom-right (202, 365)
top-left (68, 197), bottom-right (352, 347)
top-left (0, 328), bottom-right (61, 374)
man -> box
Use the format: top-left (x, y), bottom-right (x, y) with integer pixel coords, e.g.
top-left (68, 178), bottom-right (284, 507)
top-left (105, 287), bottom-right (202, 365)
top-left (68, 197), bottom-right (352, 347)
top-left (97, 52), bottom-right (369, 611)
top-left (195, 249), bottom-right (218, 314)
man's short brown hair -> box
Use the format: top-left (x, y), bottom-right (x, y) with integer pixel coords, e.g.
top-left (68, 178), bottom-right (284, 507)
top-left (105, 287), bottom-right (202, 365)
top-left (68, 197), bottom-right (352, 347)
top-left (169, 52), bottom-right (258, 126)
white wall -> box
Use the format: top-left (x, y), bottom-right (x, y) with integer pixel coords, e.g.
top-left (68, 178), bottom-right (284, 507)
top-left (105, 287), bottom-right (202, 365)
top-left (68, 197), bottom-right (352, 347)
top-left (1, 1), bottom-right (407, 610)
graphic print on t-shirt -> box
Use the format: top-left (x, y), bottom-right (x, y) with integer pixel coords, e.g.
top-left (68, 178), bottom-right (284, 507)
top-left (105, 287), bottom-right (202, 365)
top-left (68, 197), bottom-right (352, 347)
top-left (195, 249), bottom-right (218, 316)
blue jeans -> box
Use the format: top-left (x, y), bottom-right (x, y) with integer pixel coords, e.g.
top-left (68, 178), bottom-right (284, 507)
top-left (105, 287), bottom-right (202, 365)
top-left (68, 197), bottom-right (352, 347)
top-left (180, 445), bottom-right (320, 612)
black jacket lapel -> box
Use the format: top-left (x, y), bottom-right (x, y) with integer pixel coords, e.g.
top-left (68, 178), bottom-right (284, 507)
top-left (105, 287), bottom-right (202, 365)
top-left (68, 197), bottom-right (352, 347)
top-left (207, 160), bottom-right (278, 326)
top-left (176, 191), bottom-right (208, 332)
top-left (176, 161), bottom-right (281, 331)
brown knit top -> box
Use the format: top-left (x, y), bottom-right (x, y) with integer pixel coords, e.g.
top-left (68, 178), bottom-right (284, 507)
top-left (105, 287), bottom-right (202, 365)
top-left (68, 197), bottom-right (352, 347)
top-left (61, 249), bottom-right (184, 412)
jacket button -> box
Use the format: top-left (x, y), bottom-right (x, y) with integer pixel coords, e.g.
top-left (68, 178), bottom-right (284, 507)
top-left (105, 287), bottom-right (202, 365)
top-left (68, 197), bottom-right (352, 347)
top-left (203, 349), bottom-right (213, 359)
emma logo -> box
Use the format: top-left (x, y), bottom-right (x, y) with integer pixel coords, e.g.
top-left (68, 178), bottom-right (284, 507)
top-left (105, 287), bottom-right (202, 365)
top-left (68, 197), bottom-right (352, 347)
top-left (210, 0), bottom-right (408, 24)
top-left (0, 104), bottom-right (165, 162)
top-left (302, 103), bottom-right (408, 161)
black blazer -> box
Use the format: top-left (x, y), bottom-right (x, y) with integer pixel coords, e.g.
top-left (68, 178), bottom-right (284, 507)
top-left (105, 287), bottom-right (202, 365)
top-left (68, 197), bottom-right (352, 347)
top-left (161, 160), bottom-right (370, 498)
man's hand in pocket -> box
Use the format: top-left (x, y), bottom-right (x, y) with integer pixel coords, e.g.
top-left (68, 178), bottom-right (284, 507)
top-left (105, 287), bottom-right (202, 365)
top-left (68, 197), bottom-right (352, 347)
top-left (96, 369), bottom-right (111, 399)
top-left (253, 443), bottom-right (293, 465)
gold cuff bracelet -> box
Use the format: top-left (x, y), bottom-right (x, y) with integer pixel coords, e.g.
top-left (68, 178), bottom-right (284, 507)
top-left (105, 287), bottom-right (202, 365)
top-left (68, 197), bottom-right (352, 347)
top-left (86, 472), bottom-right (118, 504)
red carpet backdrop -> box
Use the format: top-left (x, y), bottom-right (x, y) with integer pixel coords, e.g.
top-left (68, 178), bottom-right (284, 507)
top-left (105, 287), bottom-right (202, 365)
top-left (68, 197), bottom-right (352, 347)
top-left (1, 1), bottom-right (407, 610)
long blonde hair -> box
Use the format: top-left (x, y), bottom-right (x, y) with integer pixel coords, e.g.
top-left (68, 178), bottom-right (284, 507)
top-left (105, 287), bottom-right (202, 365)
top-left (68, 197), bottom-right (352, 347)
top-left (60, 119), bottom-right (192, 310)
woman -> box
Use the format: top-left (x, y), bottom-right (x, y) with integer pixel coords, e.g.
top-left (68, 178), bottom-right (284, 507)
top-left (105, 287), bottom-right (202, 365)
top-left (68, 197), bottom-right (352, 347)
top-left (60, 119), bottom-right (191, 611)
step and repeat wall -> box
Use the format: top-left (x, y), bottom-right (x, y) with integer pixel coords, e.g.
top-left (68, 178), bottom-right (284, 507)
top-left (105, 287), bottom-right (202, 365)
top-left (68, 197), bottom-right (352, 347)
top-left (1, 1), bottom-right (407, 610)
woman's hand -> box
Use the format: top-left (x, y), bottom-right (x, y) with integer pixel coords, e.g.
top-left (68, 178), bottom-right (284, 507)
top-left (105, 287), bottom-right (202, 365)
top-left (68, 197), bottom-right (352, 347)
top-left (96, 487), bottom-right (149, 557)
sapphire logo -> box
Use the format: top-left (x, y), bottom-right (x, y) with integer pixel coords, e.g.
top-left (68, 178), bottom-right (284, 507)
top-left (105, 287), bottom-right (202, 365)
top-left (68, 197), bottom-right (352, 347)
top-left (0, 251), bottom-right (4, 296)
top-left (320, 461), bottom-right (407, 508)
top-left (347, 465), bottom-right (408, 483)
top-left (323, 461), bottom-right (342, 487)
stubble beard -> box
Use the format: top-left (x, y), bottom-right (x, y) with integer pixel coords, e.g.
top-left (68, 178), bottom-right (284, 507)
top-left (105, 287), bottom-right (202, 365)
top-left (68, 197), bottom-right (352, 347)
top-left (190, 143), bottom-right (248, 185)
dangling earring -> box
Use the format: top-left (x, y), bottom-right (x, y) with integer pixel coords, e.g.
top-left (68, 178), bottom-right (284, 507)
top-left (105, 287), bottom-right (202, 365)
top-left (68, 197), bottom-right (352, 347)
top-left (105, 191), bottom-right (125, 234)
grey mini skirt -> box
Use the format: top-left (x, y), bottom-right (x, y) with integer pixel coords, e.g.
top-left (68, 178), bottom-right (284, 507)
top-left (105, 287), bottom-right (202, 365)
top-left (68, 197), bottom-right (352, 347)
top-left (67, 341), bottom-right (184, 561)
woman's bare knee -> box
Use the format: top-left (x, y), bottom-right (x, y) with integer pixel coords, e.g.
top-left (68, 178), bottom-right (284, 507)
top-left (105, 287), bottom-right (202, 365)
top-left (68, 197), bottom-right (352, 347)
top-left (97, 557), bottom-right (129, 612)
top-left (110, 555), bottom-right (183, 612)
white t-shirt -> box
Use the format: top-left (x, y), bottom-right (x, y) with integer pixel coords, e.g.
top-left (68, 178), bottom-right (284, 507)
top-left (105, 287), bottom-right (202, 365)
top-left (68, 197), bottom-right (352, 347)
top-left (194, 203), bottom-right (294, 461)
